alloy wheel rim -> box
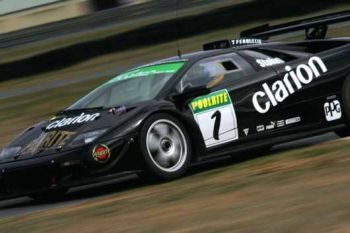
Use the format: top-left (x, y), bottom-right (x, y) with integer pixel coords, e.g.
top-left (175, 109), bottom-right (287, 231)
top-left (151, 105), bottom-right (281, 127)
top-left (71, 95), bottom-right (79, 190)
top-left (146, 119), bottom-right (187, 172)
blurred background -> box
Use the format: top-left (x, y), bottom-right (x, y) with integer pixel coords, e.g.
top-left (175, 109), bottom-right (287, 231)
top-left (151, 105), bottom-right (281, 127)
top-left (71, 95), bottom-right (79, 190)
top-left (2, 0), bottom-right (350, 148)
top-left (2, 1), bottom-right (350, 232)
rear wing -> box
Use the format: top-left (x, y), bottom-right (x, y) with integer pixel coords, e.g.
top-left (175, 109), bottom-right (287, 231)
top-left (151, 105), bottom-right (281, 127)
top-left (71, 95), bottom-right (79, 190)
top-left (241, 10), bottom-right (350, 40)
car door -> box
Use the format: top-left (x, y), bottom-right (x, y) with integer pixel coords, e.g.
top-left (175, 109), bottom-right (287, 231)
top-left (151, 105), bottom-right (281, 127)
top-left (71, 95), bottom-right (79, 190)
top-left (178, 52), bottom-right (277, 150)
top-left (218, 51), bottom-right (287, 144)
top-left (177, 53), bottom-right (242, 149)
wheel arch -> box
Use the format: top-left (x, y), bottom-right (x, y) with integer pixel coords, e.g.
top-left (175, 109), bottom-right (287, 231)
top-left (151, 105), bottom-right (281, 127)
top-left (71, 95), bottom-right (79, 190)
top-left (139, 109), bottom-right (206, 162)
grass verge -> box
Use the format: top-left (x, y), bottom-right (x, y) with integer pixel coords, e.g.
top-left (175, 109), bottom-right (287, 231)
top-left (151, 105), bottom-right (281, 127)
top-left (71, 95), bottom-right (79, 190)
top-left (0, 76), bottom-right (109, 148)
top-left (1, 139), bottom-right (350, 233)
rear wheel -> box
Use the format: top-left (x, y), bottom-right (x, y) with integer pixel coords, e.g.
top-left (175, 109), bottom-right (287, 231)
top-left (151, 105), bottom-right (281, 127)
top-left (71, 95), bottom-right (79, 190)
top-left (138, 114), bottom-right (192, 181)
top-left (336, 75), bottom-right (350, 137)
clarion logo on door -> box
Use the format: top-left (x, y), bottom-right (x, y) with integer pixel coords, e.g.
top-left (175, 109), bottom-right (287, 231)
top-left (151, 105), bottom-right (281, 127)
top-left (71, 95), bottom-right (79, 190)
top-left (252, 57), bottom-right (328, 114)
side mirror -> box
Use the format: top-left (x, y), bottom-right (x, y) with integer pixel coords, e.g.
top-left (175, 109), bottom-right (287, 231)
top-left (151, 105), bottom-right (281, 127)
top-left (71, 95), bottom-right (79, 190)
top-left (171, 85), bottom-right (211, 104)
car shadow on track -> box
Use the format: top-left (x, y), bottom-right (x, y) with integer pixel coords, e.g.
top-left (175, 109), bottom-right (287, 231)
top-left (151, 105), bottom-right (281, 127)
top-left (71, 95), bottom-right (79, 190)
top-left (0, 133), bottom-right (338, 213)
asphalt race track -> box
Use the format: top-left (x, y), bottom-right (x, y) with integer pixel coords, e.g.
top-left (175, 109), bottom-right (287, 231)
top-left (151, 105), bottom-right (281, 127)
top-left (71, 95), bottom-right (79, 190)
top-left (0, 132), bottom-right (339, 218)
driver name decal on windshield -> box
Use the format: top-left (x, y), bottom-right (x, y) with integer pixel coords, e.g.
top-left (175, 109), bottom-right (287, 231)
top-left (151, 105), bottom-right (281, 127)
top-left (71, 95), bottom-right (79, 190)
top-left (46, 113), bottom-right (100, 130)
top-left (68, 62), bottom-right (185, 111)
top-left (190, 89), bottom-right (239, 148)
top-left (109, 62), bottom-right (184, 83)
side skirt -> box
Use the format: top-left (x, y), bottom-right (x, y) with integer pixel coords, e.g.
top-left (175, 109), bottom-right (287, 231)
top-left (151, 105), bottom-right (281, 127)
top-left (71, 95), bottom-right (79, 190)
top-left (197, 124), bottom-right (346, 162)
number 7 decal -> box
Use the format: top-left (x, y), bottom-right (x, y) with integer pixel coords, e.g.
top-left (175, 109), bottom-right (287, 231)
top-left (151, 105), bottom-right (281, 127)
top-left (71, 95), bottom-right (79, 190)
top-left (190, 89), bottom-right (239, 148)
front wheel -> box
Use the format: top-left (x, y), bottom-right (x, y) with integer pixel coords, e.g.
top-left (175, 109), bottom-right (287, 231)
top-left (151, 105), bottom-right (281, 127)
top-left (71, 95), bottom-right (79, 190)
top-left (138, 113), bottom-right (192, 181)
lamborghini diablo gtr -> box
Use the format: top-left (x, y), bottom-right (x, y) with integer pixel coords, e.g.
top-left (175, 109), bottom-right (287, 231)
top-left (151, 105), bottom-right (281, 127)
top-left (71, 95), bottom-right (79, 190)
top-left (1, 11), bottom-right (350, 200)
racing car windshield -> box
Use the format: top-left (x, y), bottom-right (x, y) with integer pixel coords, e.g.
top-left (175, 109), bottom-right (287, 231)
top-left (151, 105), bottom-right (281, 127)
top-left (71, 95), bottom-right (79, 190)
top-left (68, 62), bottom-right (185, 110)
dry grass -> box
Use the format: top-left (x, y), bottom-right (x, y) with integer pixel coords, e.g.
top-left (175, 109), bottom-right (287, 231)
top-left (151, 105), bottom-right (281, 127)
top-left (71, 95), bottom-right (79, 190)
top-left (0, 77), bottom-right (109, 148)
top-left (1, 5), bottom-right (350, 231)
top-left (1, 139), bottom-right (350, 233)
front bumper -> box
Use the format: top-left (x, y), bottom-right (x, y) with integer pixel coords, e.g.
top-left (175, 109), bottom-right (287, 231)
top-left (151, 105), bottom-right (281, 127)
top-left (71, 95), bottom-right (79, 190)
top-left (0, 137), bottom-right (132, 199)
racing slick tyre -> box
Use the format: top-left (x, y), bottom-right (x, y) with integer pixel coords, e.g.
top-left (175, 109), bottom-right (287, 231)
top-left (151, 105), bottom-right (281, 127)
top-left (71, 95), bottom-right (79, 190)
top-left (138, 113), bottom-right (192, 181)
top-left (336, 75), bottom-right (350, 137)
top-left (29, 188), bottom-right (68, 202)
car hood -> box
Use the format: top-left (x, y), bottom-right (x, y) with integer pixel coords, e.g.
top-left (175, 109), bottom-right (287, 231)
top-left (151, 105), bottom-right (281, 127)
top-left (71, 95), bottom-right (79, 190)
top-left (0, 101), bottom-right (167, 162)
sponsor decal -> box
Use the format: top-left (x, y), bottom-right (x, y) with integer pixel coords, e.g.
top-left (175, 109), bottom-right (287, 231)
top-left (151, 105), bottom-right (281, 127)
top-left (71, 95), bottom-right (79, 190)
top-left (108, 62), bottom-right (184, 83)
top-left (20, 131), bottom-right (76, 154)
top-left (286, 117), bottom-right (301, 125)
top-left (46, 113), bottom-right (100, 130)
top-left (277, 120), bottom-right (285, 128)
top-left (256, 58), bottom-right (285, 68)
top-left (232, 39), bottom-right (263, 46)
top-left (266, 121), bottom-right (276, 130)
top-left (190, 89), bottom-right (238, 148)
top-left (92, 144), bottom-right (111, 163)
top-left (243, 128), bottom-right (250, 136)
top-left (20, 139), bottom-right (40, 155)
top-left (253, 56), bottom-right (328, 114)
top-left (324, 100), bottom-right (342, 122)
top-left (256, 125), bottom-right (265, 132)
top-left (256, 117), bottom-right (300, 133)
top-left (327, 95), bottom-right (337, 100)
top-left (191, 90), bottom-right (231, 114)
top-left (40, 131), bottom-right (76, 149)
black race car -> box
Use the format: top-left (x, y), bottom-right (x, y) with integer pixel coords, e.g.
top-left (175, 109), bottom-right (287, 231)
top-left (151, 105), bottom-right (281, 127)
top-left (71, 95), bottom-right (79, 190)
top-left (1, 12), bottom-right (350, 200)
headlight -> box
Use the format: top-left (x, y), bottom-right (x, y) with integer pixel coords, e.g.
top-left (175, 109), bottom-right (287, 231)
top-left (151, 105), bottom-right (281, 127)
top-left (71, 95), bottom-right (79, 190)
top-left (0, 147), bottom-right (21, 160)
top-left (70, 129), bottom-right (108, 147)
